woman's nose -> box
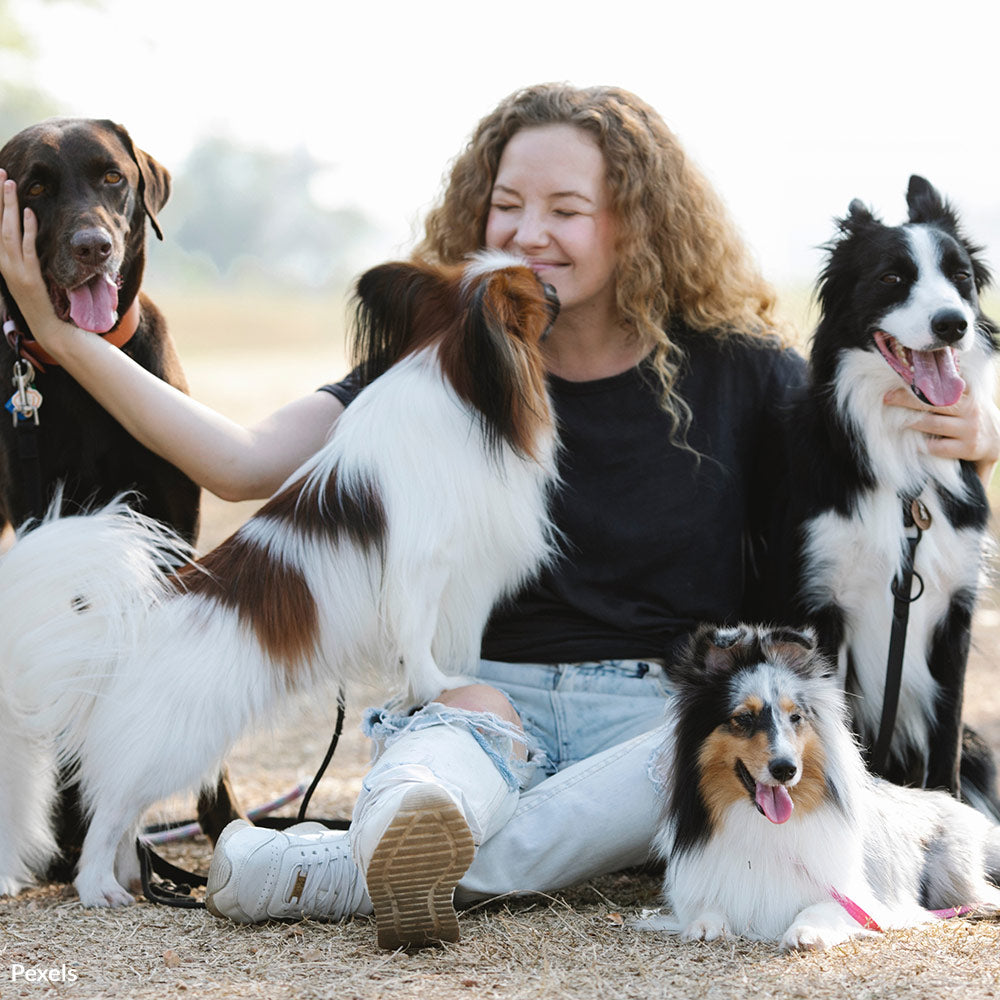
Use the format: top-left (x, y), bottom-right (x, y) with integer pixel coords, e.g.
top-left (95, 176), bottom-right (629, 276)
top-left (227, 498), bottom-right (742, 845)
top-left (511, 209), bottom-right (550, 251)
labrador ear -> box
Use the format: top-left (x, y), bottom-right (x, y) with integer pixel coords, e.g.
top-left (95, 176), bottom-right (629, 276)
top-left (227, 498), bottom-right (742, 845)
top-left (105, 121), bottom-right (171, 241)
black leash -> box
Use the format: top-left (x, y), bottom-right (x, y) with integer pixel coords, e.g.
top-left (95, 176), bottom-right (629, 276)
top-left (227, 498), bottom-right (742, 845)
top-left (139, 692), bottom-right (349, 908)
top-left (869, 497), bottom-right (929, 774)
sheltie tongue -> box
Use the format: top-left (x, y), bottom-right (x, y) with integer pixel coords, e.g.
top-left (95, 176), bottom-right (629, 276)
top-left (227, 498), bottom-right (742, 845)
top-left (67, 274), bottom-right (119, 333)
top-left (755, 782), bottom-right (794, 824)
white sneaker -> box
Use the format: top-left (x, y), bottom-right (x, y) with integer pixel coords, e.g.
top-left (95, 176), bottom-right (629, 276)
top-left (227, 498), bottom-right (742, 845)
top-left (363, 783), bottom-right (476, 949)
top-left (205, 820), bottom-right (372, 923)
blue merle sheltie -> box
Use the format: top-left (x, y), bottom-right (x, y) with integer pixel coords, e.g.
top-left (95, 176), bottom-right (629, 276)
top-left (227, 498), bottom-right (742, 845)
top-left (638, 624), bottom-right (1000, 950)
top-left (790, 176), bottom-right (998, 803)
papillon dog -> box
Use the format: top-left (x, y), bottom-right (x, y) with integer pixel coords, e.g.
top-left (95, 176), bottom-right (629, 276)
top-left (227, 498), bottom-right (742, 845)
top-left (0, 250), bottom-right (560, 907)
top-left (638, 624), bottom-right (1000, 951)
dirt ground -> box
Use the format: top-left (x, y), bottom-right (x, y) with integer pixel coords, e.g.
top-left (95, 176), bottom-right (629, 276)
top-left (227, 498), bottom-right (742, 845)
top-left (1, 299), bottom-right (1000, 999)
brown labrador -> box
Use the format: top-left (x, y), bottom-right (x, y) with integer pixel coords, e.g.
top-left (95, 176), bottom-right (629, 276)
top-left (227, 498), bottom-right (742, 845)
top-left (0, 119), bottom-right (240, 881)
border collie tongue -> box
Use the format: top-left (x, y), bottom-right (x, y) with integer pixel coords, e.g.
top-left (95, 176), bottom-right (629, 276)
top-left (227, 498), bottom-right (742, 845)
top-left (67, 274), bottom-right (119, 333)
top-left (873, 331), bottom-right (965, 407)
top-left (910, 348), bottom-right (964, 407)
top-left (755, 782), bottom-right (794, 824)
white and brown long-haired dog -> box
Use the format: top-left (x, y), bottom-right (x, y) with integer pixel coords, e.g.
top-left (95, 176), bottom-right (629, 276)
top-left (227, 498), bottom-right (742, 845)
top-left (0, 250), bottom-right (560, 907)
top-left (639, 624), bottom-right (1000, 951)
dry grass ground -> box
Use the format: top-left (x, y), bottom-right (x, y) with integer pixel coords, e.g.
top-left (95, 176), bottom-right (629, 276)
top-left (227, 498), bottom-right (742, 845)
top-left (1, 287), bottom-right (1000, 999)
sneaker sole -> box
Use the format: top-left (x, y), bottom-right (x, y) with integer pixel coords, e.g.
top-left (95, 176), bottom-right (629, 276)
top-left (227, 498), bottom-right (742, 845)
top-left (365, 784), bottom-right (475, 950)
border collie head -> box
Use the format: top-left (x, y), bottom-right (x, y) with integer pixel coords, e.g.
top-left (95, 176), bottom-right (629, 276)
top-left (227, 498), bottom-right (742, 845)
top-left (814, 175), bottom-right (996, 407)
top-left (665, 624), bottom-right (844, 854)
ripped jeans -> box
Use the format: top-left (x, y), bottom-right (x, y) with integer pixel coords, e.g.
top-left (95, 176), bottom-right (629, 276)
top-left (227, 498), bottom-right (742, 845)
top-left (359, 658), bottom-right (672, 902)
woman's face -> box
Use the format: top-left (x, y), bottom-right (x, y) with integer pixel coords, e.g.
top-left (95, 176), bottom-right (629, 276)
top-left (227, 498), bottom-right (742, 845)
top-left (485, 124), bottom-right (618, 323)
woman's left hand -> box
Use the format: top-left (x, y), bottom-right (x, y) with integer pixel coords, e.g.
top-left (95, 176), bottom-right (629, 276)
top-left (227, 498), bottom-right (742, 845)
top-left (884, 386), bottom-right (1000, 489)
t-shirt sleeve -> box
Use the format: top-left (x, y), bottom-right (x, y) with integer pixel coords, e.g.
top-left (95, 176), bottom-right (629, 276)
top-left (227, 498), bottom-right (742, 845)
top-left (318, 367), bottom-right (363, 408)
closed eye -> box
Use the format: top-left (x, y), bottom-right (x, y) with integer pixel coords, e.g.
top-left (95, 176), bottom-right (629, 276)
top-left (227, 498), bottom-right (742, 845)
top-left (731, 712), bottom-right (755, 732)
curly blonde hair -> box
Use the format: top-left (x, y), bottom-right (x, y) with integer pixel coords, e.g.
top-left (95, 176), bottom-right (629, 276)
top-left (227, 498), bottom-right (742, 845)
top-left (414, 83), bottom-right (786, 432)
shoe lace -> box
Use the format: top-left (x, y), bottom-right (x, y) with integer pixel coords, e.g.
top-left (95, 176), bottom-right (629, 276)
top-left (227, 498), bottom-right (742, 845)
top-left (288, 842), bottom-right (370, 918)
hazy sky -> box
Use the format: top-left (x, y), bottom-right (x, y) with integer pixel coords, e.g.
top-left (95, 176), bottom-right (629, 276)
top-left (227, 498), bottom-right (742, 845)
top-left (8, 0), bottom-right (1000, 285)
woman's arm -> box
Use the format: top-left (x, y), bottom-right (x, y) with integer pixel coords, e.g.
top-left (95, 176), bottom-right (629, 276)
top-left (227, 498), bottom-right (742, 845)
top-left (883, 386), bottom-right (1000, 491)
top-left (0, 174), bottom-right (344, 501)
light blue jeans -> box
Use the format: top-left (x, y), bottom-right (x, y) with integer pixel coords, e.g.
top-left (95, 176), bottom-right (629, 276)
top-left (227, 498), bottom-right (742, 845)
top-left (453, 658), bottom-right (671, 902)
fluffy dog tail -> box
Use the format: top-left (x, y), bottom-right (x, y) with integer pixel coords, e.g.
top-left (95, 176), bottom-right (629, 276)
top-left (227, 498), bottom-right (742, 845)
top-left (0, 497), bottom-right (190, 756)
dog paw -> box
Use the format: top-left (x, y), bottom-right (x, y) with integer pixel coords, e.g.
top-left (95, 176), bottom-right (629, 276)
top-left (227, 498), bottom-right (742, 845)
top-left (780, 922), bottom-right (840, 952)
top-left (681, 912), bottom-right (727, 942)
top-left (0, 873), bottom-right (27, 897)
top-left (74, 871), bottom-right (135, 908)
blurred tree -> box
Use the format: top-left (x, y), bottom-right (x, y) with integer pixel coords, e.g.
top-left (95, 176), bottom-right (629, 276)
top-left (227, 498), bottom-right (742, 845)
top-left (170, 137), bottom-right (378, 289)
top-left (0, 0), bottom-right (101, 137)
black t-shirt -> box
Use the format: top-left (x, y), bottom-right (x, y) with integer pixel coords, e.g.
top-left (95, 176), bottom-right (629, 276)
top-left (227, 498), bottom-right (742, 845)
top-left (320, 327), bottom-right (807, 666)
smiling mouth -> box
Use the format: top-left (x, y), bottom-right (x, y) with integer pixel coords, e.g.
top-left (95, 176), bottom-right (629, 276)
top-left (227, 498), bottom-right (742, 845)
top-left (872, 330), bottom-right (964, 407)
top-left (47, 272), bottom-right (122, 334)
top-left (735, 758), bottom-right (794, 825)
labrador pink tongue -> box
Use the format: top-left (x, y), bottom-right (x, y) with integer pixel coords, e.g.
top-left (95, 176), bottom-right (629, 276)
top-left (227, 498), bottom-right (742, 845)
top-left (67, 275), bottom-right (119, 333)
top-left (911, 348), bottom-right (964, 408)
top-left (755, 782), bottom-right (793, 824)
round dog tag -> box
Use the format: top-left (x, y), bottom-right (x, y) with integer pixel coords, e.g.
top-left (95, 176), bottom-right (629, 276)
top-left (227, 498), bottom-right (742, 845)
top-left (910, 498), bottom-right (932, 530)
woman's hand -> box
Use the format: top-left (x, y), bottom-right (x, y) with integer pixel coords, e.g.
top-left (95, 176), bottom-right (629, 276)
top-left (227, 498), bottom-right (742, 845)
top-left (884, 385), bottom-right (1000, 490)
top-left (0, 173), bottom-right (74, 353)
top-left (0, 178), bottom-right (66, 340)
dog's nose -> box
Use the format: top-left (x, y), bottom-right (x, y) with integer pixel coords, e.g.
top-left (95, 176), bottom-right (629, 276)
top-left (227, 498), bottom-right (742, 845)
top-left (931, 309), bottom-right (968, 344)
top-left (71, 228), bottom-right (113, 265)
top-left (769, 759), bottom-right (797, 783)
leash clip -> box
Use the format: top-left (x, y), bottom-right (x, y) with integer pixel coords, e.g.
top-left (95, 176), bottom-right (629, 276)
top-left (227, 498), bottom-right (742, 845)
top-left (7, 358), bottom-right (42, 427)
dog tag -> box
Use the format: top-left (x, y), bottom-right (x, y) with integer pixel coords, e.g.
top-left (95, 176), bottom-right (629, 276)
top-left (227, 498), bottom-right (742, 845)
top-left (8, 358), bottom-right (42, 425)
top-left (910, 498), bottom-right (932, 530)
top-left (6, 387), bottom-right (42, 425)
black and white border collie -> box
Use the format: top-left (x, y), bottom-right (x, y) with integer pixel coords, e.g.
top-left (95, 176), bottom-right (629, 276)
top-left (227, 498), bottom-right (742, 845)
top-left (792, 176), bottom-right (997, 799)
top-left (0, 251), bottom-right (559, 907)
top-left (639, 624), bottom-right (1000, 951)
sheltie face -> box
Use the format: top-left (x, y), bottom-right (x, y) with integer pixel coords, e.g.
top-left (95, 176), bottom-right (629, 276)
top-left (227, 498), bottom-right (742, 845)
top-left (665, 625), bottom-right (840, 856)
top-left (697, 670), bottom-right (828, 829)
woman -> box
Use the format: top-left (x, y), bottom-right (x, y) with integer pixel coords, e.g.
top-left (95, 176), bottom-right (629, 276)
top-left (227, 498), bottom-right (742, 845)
top-left (1, 84), bottom-right (996, 949)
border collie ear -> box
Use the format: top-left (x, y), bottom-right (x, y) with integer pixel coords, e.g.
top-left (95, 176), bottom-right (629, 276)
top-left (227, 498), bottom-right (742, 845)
top-left (841, 198), bottom-right (879, 231)
top-left (905, 174), bottom-right (956, 227)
